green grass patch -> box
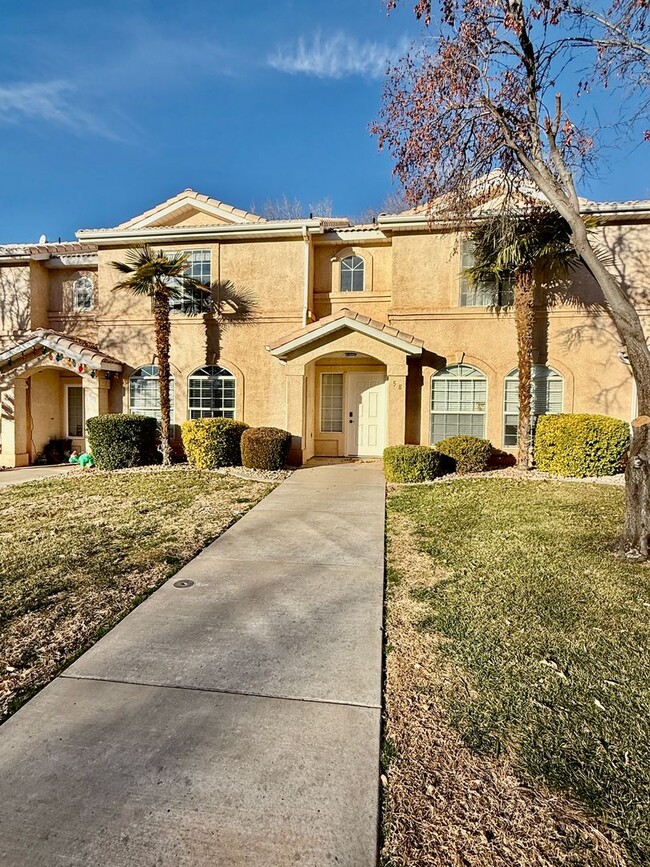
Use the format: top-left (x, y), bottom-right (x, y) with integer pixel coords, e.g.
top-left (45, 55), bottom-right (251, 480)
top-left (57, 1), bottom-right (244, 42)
top-left (388, 479), bottom-right (650, 863)
top-left (0, 468), bottom-right (274, 722)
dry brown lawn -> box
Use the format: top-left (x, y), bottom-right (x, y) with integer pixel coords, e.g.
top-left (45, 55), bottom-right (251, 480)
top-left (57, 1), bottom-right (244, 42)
top-left (0, 467), bottom-right (273, 723)
top-left (382, 480), bottom-right (649, 867)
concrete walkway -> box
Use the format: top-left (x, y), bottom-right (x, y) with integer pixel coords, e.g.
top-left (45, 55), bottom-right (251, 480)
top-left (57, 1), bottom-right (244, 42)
top-left (0, 464), bottom-right (73, 487)
top-left (0, 462), bottom-right (385, 866)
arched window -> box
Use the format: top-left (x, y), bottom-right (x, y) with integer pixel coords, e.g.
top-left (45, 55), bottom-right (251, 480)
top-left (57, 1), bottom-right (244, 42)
top-left (129, 365), bottom-right (174, 422)
top-left (188, 365), bottom-right (236, 419)
top-left (340, 255), bottom-right (365, 292)
top-left (72, 277), bottom-right (94, 311)
top-left (431, 364), bottom-right (487, 443)
top-left (503, 365), bottom-right (563, 446)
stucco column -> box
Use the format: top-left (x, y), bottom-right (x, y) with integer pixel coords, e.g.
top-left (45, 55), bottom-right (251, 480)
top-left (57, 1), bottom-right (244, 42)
top-left (285, 364), bottom-right (307, 464)
top-left (84, 376), bottom-right (110, 451)
top-left (387, 365), bottom-right (408, 447)
top-left (0, 379), bottom-right (29, 467)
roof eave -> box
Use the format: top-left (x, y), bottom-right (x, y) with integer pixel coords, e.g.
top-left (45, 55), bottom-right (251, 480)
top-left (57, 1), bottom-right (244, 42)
top-left (76, 220), bottom-right (327, 244)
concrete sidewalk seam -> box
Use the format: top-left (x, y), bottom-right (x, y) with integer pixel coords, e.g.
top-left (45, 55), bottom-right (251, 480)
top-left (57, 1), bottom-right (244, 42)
top-left (59, 672), bottom-right (383, 710)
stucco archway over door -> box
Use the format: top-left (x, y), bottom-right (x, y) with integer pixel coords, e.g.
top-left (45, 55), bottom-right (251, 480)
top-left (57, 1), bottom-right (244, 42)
top-left (266, 308), bottom-right (423, 464)
top-left (0, 329), bottom-right (122, 466)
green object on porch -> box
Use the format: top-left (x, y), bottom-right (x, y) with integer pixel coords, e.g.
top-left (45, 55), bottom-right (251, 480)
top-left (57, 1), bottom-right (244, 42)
top-left (69, 451), bottom-right (95, 469)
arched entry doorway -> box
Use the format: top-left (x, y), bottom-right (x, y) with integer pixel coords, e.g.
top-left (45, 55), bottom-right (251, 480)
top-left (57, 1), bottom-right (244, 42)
top-left (266, 308), bottom-right (424, 463)
top-left (0, 330), bottom-right (122, 466)
top-left (314, 352), bottom-right (387, 457)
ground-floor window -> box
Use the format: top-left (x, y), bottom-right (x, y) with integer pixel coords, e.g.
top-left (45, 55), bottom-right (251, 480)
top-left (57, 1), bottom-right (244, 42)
top-left (188, 365), bottom-right (236, 419)
top-left (129, 365), bottom-right (174, 422)
top-left (66, 385), bottom-right (84, 437)
top-left (503, 365), bottom-right (563, 446)
top-left (321, 373), bottom-right (344, 432)
top-left (430, 364), bottom-right (487, 443)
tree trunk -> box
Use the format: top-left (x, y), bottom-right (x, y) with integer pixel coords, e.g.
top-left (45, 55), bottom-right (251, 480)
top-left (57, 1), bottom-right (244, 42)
top-left (515, 269), bottom-right (535, 470)
top-left (620, 417), bottom-right (650, 559)
top-left (567, 221), bottom-right (650, 557)
top-left (521, 172), bottom-right (650, 556)
top-left (153, 286), bottom-right (172, 467)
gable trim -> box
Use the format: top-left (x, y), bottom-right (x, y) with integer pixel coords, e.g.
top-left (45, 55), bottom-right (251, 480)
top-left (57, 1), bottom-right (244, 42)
top-left (126, 196), bottom-right (256, 230)
top-left (267, 315), bottom-right (423, 359)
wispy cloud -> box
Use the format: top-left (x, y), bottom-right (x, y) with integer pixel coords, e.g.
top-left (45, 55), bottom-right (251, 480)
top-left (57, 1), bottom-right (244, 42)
top-left (268, 32), bottom-right (410, 80)
top-left (0, 80), bottom-right (122, 140)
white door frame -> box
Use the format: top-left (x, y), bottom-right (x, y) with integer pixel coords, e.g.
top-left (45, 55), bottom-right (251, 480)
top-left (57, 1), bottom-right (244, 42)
top-left (345, 372), bottom-right (387, 457)
top-left (64, 383), bottom-right (85, 439)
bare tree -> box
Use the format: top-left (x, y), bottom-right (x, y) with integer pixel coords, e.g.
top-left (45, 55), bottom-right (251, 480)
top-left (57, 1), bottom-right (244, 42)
top-left (255, 195), bottom-right (334, 220)
top-left (374, 0), bottom-right (650, 557)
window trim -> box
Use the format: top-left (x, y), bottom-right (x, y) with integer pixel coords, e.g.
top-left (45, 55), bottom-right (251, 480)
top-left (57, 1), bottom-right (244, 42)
top-left (430, 363), bottom-right (488, 443)
top-left (503, 365), bottom-right (564, 446)
top-left (330, 247), bottom-right (373, 295)
top-left (72, 276), bottom-right (94, 312)
top-left (65, 383), bottom-right (85, 438)
top-left (128, 364), bottom-right (175, 423)
top-left (187, 365), bottom-right (236, 420)
top-left (320, 372), bottom-right (344, 433)
top-left (459, 240), bottom-right (514, 308)
top-left (164, 249), bottom-right (212, 315)
top-left (340, 255), bottom-right (365, 293)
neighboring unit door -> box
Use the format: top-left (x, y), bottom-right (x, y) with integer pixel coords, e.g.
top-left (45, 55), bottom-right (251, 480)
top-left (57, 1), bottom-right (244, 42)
top-left (347, 373), bottom-right (387, 457)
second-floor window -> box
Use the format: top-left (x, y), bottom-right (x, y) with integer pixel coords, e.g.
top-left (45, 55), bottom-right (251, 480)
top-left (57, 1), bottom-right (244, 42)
top-left (459, 241), bottom-right (514, 307)
top-left (72, 277), bottom-right (94, 311)
top-left (167, 250), bottom-right (212, 314)
top-left (340, 255), bottom-right (365, 292)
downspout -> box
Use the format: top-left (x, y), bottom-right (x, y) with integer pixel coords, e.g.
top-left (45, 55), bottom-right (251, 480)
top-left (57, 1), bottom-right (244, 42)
top-left (302, 226), bottom-right (311, 327)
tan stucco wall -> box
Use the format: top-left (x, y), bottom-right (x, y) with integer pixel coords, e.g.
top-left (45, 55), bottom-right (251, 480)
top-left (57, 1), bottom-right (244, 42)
top-left (313, 241), bottom-right (392, 321)
top-left (0, 264), bottom-right (31, 349)
top-left (2, 209), bottom-right (646, 465)
top-left (29, 369), bottom-right (62, 457)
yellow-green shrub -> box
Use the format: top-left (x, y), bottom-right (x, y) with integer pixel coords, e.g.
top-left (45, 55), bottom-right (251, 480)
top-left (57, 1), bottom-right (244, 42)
top-left (383, 445), bottom-right (443, 482)
top-left (180, 418), bottom-right (248, 469)
top-left (436, 435), bottom-right (493, 474)
top-left (534, 413), bottom-right (629, 477)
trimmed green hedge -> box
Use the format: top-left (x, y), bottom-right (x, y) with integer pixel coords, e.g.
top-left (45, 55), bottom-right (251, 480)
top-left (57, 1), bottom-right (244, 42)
top-left (241, 427), bottom-right (292, 471)
top-left (436, 435), bottom-right (493, 474)
top-left (534, 413), bottom-right (629, 477)
top-left (86, 414), bottom-right (158, 470)
top-left (383, 445), bottom-right (443, 482)
top-left (181, 418), bottom-right (248, 469)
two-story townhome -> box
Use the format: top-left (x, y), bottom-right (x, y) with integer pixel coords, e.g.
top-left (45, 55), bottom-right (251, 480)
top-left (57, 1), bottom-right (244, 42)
top-left (0, 188), bottom-right (645, 467)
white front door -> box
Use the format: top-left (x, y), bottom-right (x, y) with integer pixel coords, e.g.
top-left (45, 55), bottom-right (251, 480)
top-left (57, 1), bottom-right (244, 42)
top-left (346, 373), bottom-right (387, 457)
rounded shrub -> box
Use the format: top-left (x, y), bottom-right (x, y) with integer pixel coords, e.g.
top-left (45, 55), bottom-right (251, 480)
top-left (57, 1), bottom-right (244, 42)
top-left (181, 418), bottom-right (249, 469)
top-left (436, 435), bottom-right (493, 474)
top-left (86, 414), bottom-right (158, 470)
top-left (383, 445), bottom-right (443, 482)
top-left (241, 427), bottom-right (292, 471)
top-left (534, 413), bottom-right (629, 477)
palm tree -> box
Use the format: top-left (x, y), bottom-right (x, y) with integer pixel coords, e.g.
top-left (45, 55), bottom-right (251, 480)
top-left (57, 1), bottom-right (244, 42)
top-left (112, 246), bottom-right (207, 466)
top-left (465, 207), bottom-right (581, 469)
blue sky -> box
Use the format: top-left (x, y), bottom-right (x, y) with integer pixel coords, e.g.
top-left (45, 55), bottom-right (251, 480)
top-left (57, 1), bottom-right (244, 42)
top-left (0, 0), bottom-right (648, 243)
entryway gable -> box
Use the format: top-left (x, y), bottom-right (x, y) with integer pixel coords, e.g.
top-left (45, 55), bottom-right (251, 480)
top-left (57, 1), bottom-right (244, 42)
top-left (0, 329), bottom-right (122, 377)
top-left (266, 308), bottom-right (423, 362)
top-left (0, 330), bottom-right (122, 467)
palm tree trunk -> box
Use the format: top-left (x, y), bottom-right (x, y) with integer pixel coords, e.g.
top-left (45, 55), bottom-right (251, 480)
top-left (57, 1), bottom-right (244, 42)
top-left (153, 285), bottom-right (172, 467)
top-left (514, 269), bottom-right (535, 470)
